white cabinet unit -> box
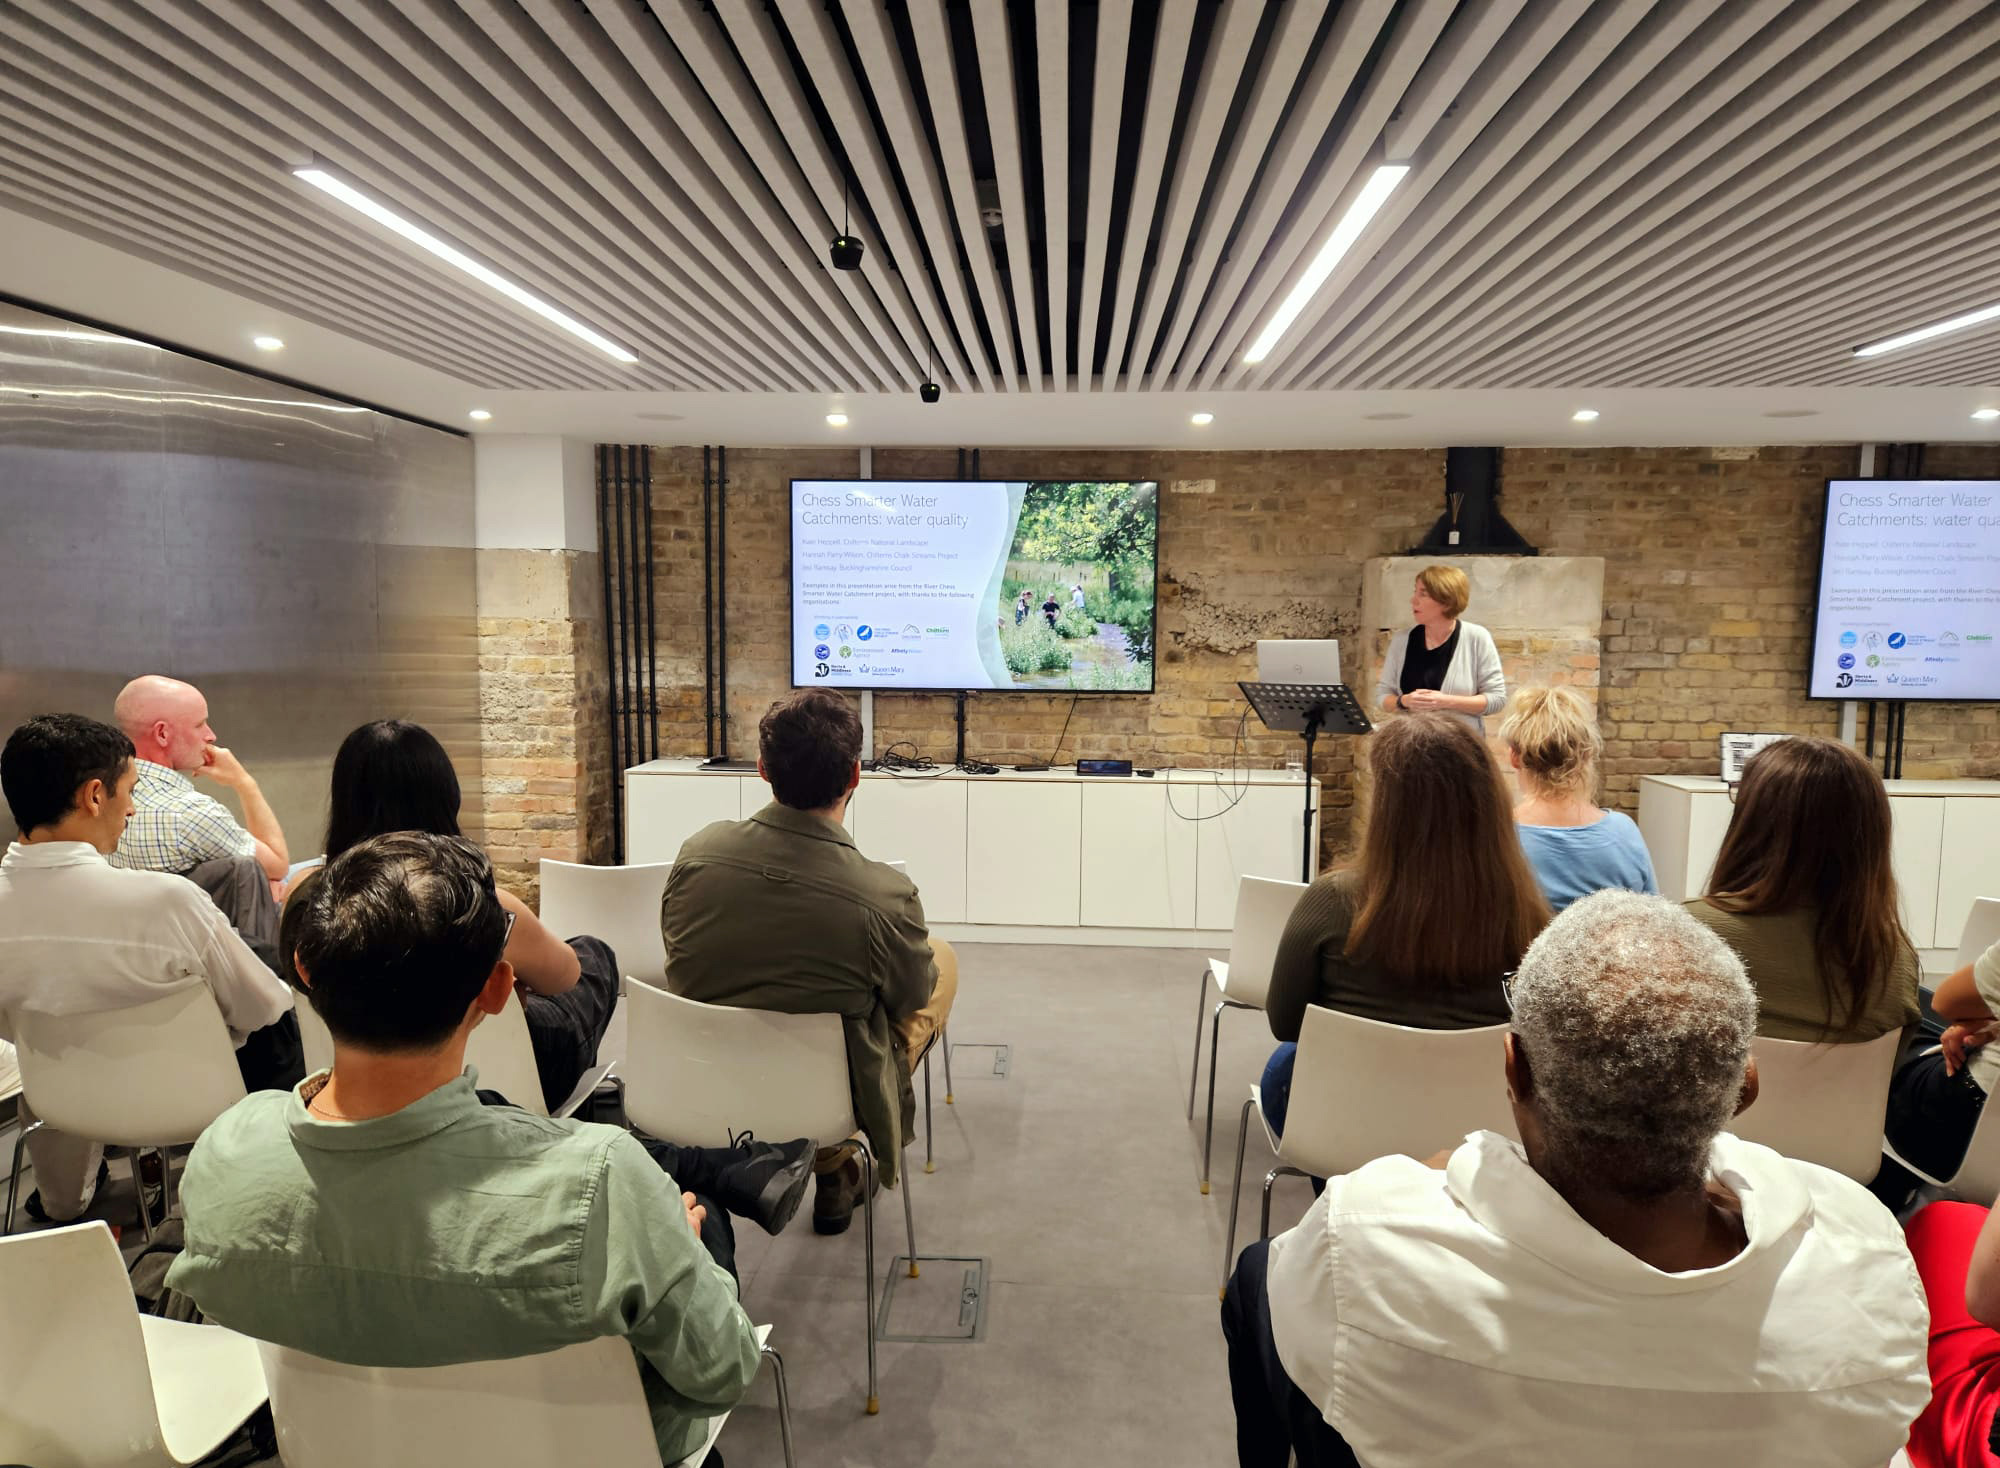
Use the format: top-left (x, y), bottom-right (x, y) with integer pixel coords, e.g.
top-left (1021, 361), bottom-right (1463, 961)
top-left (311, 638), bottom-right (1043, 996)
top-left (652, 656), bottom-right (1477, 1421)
top-left (1938, 798), bottom-right (2000, 957)
top-left (965, 780), bottom-right (1083, 926)
top-left (1080, 781), bottom-right (1198, 928)
top-left (1888, 797), bottom-right (1944, 950)
top-left (624, 760), bottom-right (1319, 943)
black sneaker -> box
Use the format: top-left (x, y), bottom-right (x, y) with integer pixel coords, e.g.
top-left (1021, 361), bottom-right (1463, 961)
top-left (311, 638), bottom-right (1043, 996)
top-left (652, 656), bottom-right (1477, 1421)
top-left (23, 1157), bottom-right (111, 1224)
top-left (723, 1131), bottom-right (817, 1237)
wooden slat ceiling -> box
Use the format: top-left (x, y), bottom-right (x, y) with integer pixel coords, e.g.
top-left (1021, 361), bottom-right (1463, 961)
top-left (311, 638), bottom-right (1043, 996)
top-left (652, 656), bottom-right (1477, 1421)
top-left (5, 0), bottom-right (1998, 395)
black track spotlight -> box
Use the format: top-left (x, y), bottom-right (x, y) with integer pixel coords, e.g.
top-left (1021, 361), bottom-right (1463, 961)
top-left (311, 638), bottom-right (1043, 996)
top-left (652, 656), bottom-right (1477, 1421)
top-left (829, 172), bottom-right (863, 271)
top-left (829, 235), bottom-right (864, 271)
top-left (920, 380), bottom-right (941, 404)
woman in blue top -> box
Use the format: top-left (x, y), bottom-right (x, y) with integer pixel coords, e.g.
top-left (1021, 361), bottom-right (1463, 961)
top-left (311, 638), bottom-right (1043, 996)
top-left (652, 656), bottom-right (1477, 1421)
top-left (1500, 686), bottom-right (1658, 912)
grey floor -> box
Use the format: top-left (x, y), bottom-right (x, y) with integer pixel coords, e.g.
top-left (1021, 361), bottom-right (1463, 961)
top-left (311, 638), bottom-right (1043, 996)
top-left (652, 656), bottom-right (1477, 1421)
top-left (2, 941), bottom-right (1314, 1466)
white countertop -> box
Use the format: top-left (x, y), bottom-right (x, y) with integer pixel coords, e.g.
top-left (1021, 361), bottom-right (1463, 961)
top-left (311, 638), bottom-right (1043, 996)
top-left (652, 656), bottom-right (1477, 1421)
top-left (1642, 773), bottom-right (2000, 797)
top-left (628, 757), bottom-right (1317, 788)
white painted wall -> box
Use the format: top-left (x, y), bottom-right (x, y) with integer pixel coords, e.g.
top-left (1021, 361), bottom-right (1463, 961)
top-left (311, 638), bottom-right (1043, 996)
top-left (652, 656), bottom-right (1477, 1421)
top-left (473, 434), bottom-right (598, 551)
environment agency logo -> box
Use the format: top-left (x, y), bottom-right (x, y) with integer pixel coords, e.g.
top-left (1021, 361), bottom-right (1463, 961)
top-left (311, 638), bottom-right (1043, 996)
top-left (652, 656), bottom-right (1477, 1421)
top-left (1867, 654), bottom-right (1881, 667)
top-left (839, 645), bottom-right (852, 658)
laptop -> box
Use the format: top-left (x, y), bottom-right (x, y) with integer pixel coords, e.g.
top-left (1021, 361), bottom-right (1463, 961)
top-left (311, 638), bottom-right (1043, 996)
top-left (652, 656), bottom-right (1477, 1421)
top-left (1256, 639), bottom-right (1342, 686)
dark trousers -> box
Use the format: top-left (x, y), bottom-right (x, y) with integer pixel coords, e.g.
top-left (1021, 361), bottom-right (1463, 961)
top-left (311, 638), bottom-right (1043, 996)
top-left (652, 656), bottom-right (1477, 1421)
top-left (636, 1139), bottom-right (740, 1281)
top-left (1880, 1049), bottom-right (1989, 1203)
top-left (236, 1011), bottom-right (306, 1094)
top-left (521, 935), bottom-right (621, 1114)
top-left (1222, 1240), bottom-right (1360, 1468)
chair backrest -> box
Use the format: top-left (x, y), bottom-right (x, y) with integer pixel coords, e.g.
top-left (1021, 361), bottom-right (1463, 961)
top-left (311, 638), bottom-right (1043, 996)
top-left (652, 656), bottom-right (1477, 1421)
top-left (0, 1221), bottom-right (170, 1467)
top-left (1948, 1101), bottom-right (2000, 1205)
top-left (538, 859), bottom-right (673, 987)
top-left (1281, 1005), bottom-right (1516, 1178)
top-left (1224, 875), bottom-right (1311, 1009)
top-left (623, 978), bottom-right (856, 1148)
top-left (1955, 896), bottom-right (2000, 973)
top-left (294, 989), bottom-right (546, 1116)
top-left (1732, 1028), bottom-right (1902, 1183)
top-left (9, 985), bottom-right (248, 1148)
top-left (259, 1335), bottom-right (660, 1468)
top-left (466, 989), bottom-right (548, 1117)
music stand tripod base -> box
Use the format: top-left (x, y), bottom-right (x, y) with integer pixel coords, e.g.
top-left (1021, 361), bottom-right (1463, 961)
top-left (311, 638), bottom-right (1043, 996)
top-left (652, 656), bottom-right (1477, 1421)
top-left (1237, 681), bottom-right (1372, 883)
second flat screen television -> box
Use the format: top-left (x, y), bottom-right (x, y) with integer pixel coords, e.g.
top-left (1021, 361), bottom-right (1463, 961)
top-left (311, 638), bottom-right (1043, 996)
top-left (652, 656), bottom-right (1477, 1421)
top-left (791, 478), bottom-right (1159, 692)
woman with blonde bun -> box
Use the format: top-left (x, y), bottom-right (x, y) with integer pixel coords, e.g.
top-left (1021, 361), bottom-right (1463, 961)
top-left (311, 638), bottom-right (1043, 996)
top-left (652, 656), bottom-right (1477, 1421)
top-left (1500, 686), bottom-right (1657, 913)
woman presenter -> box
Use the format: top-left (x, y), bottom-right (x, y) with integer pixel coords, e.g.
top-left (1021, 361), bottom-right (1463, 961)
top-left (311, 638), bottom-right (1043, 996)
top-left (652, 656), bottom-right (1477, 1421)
top-left (1373, 564), bottom-right (1507, 734)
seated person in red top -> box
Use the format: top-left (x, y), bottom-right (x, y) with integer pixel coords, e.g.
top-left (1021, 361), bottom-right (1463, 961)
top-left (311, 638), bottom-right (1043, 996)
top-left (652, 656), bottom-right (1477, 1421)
top-left (1904, 1201), bottom-right (2000, 1467)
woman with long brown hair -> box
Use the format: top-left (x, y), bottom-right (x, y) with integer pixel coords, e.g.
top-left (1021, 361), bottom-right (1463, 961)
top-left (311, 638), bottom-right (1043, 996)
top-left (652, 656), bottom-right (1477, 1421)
top-left (1685, 735), bottom-right (1919, 1044)
top-left (1259, 713), bottom-right (1551, 1134)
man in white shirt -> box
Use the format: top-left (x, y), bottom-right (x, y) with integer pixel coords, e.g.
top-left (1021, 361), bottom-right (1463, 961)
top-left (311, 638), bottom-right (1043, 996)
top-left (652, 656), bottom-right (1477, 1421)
top-left (109, 675), bottom-right (289, 883)
top-left (0, 714), bottom-right (295, 1222)
top-left (1222, 889), bottom-right (1932, 1468)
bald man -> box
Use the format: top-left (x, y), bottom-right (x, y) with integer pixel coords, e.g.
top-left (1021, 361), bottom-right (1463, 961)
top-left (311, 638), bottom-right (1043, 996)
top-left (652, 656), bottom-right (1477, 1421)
top-left (110, 676), bottom-right (288, 881)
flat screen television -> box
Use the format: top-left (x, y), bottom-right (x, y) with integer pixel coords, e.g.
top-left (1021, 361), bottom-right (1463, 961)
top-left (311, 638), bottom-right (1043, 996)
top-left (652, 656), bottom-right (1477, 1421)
top-left (1809, 477), bottom-right (2000, 700)
top-left (790, 478), bottom-right (1158, 692)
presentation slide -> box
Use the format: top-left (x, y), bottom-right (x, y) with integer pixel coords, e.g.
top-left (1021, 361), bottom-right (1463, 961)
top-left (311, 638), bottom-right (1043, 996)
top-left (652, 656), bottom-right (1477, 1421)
top-left (791, 479), bottom-right (1157, 692)
top-left (1810, 478), bottom-right (2000, 699)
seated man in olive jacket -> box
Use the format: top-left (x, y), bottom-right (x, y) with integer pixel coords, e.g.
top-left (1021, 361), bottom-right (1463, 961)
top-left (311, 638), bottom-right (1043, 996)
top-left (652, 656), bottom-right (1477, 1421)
top-left (661, 689), bottom-right (958, 1233)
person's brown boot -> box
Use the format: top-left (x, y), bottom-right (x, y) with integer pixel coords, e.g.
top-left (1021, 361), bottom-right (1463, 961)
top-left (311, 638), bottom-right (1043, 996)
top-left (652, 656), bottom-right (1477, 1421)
top-left (811, 1141), bottom-right (876, 1236)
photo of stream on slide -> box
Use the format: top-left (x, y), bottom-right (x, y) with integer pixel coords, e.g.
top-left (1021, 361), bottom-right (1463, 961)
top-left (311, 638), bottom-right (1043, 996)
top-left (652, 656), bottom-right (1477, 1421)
top-left (996, 480), bottom-right (1157, 692)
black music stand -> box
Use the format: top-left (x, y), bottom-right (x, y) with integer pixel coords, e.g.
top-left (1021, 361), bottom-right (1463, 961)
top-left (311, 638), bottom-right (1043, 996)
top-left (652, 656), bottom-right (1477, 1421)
top-left (1238, 681), bottom-right (1373, 882)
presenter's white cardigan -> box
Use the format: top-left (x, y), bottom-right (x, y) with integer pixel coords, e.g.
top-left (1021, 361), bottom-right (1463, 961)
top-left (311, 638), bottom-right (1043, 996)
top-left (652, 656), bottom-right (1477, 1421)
top-left (1373, 618), bottom-right (1507, 733)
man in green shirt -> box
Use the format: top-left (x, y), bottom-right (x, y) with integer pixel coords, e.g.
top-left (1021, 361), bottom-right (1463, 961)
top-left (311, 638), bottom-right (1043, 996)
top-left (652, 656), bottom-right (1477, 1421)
top-left (663, 689), bottom-right (959, 1231)
top-left (169, 832), bottom-right (791, 1464)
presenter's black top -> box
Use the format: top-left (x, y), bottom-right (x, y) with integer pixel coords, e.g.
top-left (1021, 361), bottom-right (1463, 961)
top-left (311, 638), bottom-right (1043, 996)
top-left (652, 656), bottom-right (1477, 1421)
top-left (1399, 622), bottom-right (1461, 696)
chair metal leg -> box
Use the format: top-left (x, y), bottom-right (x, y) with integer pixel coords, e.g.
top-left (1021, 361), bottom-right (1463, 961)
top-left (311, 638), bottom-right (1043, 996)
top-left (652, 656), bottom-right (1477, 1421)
top-left (858, 1142), bottom-right (879, 1415)
top-left (1187, 966), bottom-right (1212, 1119)
top-left (901, 1160), bottom-right (918, 1279)
top-left (1222, 1097), bottom-right (1253, 1299)
top-left (131, 1150), bottom-right (155, 1244)
top-left (1261, 1165), bottom-right (1307, 1242)
top-left (4, 1119), bottom-right (40, 1235)
top-left (923, 1048), bottom-right (935, 1174)
top-left (763, 1342), bottom-right (798, 1468)
top-left (941, 1023), bottom-right (954, 1104)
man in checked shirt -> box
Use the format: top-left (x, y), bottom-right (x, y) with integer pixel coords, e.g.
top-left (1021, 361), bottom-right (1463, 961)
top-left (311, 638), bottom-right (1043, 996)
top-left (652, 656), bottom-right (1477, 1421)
top-left (109, 675), bottom-right (290, 887)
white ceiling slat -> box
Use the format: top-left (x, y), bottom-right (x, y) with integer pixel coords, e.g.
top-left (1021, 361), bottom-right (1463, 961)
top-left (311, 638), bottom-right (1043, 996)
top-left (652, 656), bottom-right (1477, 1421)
top-left (1171, 0), bottom-right (1425, 392)
top-left (234, 0), bottom-right (799, 392)
top-left (1365, 0), bottom-right (1965, 388)
top-left (1294, 0), bottom-right (1730, 390)
top-left (0, 52), bottom-right (594, 384)
top-left (1142, 0), bottom-right (1330, 390)
top-left (1074, 0), bottom-right (1133, 392)
top-left (1095, 0), bottom-right (1196, 390)
top-left (6, 0), bottom-right (2000, 409)
top-left (1252, 0), bottom-right (1605, 390)
top-left (83, 0), bottom-right (713, 389)
top-left (1117, 0), bottom-right (1262, 391)
top-left (689, 0), bottom-right (966, 393)
top-left (1511, 94), bottom-right (2000, 388)
top-left (1034, 0), bottom-right (1069, 390)
top-left (968, 0), bottom-right (1047, 390)
top-left (1436, 10), bottom-right (2000, 389)
top-left (849, 0), bottom-right (1002, 394)
top-left (506, 1), bottom-right (896, 393)
top-left (642, 0), bottom-right (961, 394)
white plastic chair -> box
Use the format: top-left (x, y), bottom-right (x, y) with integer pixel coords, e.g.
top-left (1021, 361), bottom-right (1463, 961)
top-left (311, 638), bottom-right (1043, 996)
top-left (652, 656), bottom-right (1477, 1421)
top-left (538, 859), bottom-right (673, 988)
top-left (0, 1220), bottom-right (269, 1467)
top-left (1223, 1005), bottom-right (1515, 1293)
top-left (292, 989), bottom-right (605, 1119)
top-left (259, 1324), bottom-right (792, 1468)
top-left (1189, 875), bottom-right (1309, 1193)
top-left (1730, 1029), bottom-right (1902, 1183)
top-left (4, 985), bottom-right (248, 1238)
top-left (623, 978), bottom-right (916, 1415)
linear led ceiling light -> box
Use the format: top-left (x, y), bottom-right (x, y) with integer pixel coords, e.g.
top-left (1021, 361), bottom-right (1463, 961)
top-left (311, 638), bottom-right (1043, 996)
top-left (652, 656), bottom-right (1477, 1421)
top-left (1854, 301), bottom-right (2000, 358)
top-left (292, 167), bottom-right (639, 365)
top-left (1243, 164), bottom-right (1409, 365)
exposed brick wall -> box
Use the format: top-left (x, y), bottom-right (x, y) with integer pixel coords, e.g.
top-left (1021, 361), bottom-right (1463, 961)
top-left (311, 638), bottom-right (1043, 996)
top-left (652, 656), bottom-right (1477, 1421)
top-left (477, 549), bottom-right (611, 904)
top-left (613, 440), bottom-right (2000, 859)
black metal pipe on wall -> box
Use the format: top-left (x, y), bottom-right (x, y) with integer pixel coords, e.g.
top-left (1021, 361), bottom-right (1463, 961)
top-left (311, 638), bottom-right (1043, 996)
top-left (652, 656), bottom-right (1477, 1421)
top-left (702, 445), bottom-right (715, 758)
top-left (596, 446), bottom-right (624, 861)
top-left (717, 444), bottom-right (730, 760)
top-left (642, 445), bottom-right (658, 761)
